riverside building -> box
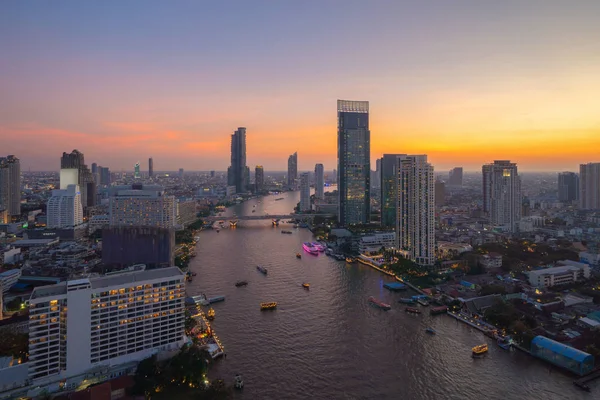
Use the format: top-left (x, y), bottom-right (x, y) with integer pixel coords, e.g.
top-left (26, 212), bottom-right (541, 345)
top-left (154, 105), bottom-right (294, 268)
top-left (27, 268), bottom-right (186, 388)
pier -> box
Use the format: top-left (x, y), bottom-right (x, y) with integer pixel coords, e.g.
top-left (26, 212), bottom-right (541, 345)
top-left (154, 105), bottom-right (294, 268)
top-left (188, 301), bottom-right (225, 358)
top-left (573, 369), bottom-right (600, 392)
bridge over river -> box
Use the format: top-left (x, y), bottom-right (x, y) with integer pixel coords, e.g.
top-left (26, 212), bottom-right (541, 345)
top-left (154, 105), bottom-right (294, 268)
top-left (202, 213), bottom-right (334, 222)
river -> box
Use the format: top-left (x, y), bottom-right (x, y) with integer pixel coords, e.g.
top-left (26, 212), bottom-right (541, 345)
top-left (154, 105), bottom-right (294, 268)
top-left (187, 190), bottom-right (594, 400)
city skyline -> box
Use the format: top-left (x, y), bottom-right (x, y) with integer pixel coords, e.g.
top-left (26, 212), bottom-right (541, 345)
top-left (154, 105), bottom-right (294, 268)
top-left (2, 2), bottom-right (600, 171)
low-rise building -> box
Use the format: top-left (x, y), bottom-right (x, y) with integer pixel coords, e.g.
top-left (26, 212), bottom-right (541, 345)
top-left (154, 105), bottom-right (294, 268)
top-left (358, 232), bottom-right (396, 254)
top-left (480, 252), bottom-right (502, 269)
top-left (0, 269), bottom-right (21, 293)
top-left (527, 261), bottom-right (590, 288)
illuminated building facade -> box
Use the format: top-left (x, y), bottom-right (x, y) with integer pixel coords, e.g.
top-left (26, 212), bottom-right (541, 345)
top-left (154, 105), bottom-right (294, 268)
top-left (396, 155), bottom-right (435, 266)
top-left (337, 100), bottom-right (370, 226)
top-left (134, 163), bottom-right (141, 179)
top-left (482, 160), bottom-right (521, 232)
top-left (108, 184), bottom-right (176, 228)
top-left (27, 267), bottom-right (186, 382)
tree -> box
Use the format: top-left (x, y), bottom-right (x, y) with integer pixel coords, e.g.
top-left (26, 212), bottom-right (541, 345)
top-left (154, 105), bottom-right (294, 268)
top-left (132, 355), bottom-right (161, 397)
top-left (479, 284), bottom-right (506, 296)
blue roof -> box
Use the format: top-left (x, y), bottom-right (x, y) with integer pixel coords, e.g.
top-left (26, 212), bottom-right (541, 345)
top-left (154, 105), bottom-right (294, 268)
top-left (383, 282), bottom-right (406, 289)
top-left (531, 336), bottom-right (593, 363)
top-left (0, 269), bottom-right (20, 277)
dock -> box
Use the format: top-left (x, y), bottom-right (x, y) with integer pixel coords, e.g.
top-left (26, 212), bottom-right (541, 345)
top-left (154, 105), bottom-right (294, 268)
top-left (383, 282), bottom-right (407, 291)
top-left (188, 301), bottom-right (225, 358)
top-left (574, 369), bottom-right (600, 392)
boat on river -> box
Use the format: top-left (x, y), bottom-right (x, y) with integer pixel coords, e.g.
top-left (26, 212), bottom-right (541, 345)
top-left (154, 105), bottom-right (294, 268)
top-left (296, 253), bottom-right (302, 259)
top-left (260, 302), bottom-right (277, 310)
top-left (425, 327), bottom-right (436, 335)
top-left (234, 374), bottom-right (244, 390)
top-left (302, 242), bottom-right (319, 255)
top-left (472, 344), bottom-right (488, 356)
top-left (417, 299), bottom-right (430, 306)
top-left (405, 307), bottom-right (421, 314)
top-left (368, 296), bottom-right (391, 310)
top-left (208, 295), bottom-right (225, 304)
top-left (430, 306), bottom-right (448, 315)
top-left (302, 283), bottom-right (310, 289)
top-left (345, 257), bottom-right (355, 263)
top-left (256, 265), bottom-right (268, 274)
top-left (235, 280), bottom-right (248, 287)
top-left (207, 308), bottom-right (215, 320)
top-left (281, 230), bottom-right (293, 234)
top-left (311, 242), bottom-right (326, 252)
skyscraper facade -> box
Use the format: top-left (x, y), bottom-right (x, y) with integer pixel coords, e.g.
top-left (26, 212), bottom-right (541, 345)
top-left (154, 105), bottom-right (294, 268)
top-left (287, 152), bottom-right (298, 189)
top-left (482, 160), bottom-right (521, 232)
top-left (134, 162), bottom-right (141, 179)
top-left (61, 150), bottom-right (95, 208)
top-left (228, 127), bottom-right (248, 193)
top-left (0, 155), bottom-right (21, 217)
top-left (396, 155), bottom-right (435, 266)
top-left (99, 167), bottom-right (111, 186)
top-left (149, 157), bottom-right (154, 178)
top-left (255, 165), bottom-right (264, 192)
top-left (435, 179), bottom-right (446, 207)
top-left (47, 184), bottom-right (84, 228)
top-left (558, 172), bottom-right (578, 203)
top-left (299, 172), bottom-right (311, 212)
top-left (580, 163), bottom-right (600, 210)
top-left (380, 154), bottom-right (405, 229)
top-left (314, 163), bottom-right (324, 199)
top-left (337, 100), bottom-right (370, 226)
top-left (448, 167), bottom-right (463, 186)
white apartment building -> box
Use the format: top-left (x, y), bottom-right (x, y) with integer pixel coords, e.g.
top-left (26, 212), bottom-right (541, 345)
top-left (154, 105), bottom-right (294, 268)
top-left (527, 261), bottom-right (590, 288)
top-left (396, 155), bottom-right (436, 266)
top-left (0, 269), bottom-right (21, 293)
top-left (299, 172), bottom-right (311, 212)
top-left (46, 184), bottom-right (83, 229)
top-left (108, 184), bottom-right (175, 228)
top-left (359, 232), bottom-right (396, 254)
top-left (482, 160), bottom-right (521, 232)
top-left (27, 267), bottom-right (186, 383)
top-left (314, 164), bottom-right (324, 199)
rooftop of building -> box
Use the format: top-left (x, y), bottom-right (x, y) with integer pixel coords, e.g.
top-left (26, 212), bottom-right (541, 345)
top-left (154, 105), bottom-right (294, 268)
top-left (30, 267), bottom-right (183, 300)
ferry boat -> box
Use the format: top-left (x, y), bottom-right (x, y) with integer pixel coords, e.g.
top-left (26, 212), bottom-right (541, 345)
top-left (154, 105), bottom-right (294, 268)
top-left (252, 209), bottom-right (256, 213)
top-left (275, 197), bottom-right (284, 201)
top-left (311, 242), bottom-right (326, 252)
top-left (296, 253), bottom-right (302, 259)
top-left (425, 327), bottom-right (436, 335)
top-left (368, 296), bottom-right (392, 310)
top-left (399, 298), bottom-right (416, 305)
top-left (256, 265), bottom-right (268, 274)
top-left (302, 283), bottom-right (310, 289)
top-left (345, 257), bottom-right (355, 263)
top-left (207, 308), bottom-right (215, 321)
top-left (235, 280), bottom-right (248, 287)
top-left (281, 230), bottom-right (293, 234)
top-left (405, 307), bottom-right (421, 314)
top-left (234, 374), bottom-right (244, 390)
top-left (417, 299), bottom-right (430, 307)
top-left (208, 296), bottom-right (225, 304)
top-left (472, 344), bottom-right (488, 356)
top-left (302, 242), bottom-right (319, 255)
top-left (260, 302), bottom-right (277, 310)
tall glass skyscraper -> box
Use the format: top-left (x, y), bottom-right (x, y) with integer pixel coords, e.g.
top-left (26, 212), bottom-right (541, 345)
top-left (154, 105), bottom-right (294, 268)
top-left (558, 171), bottom-right (578, 203)
top-left (314, 163), bottom-right (324, 199)
top-left (380, 154), bottom-right (406, 229)
top-left (337, 100), bottom-right (370, 226)
top-left (227, 127), bottom-right (248, 193)
top-left (287, 152), bottom-right (298, 189)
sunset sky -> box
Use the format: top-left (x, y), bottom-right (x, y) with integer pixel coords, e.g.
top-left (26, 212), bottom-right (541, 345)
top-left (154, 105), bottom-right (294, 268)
top-left (2, 1), bottom-right (600, 172)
